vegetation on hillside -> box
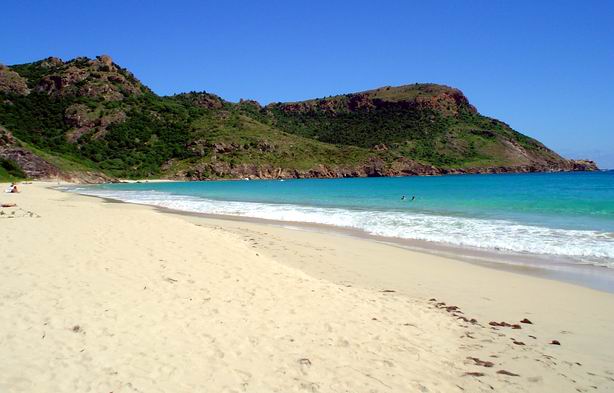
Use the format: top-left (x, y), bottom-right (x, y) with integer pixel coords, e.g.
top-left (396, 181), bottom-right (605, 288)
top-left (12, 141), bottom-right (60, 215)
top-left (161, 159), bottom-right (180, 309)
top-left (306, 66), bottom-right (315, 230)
top-left (0, 55), bottom-right (586, 180)
top-left (0, 157), bottom-right (26, 182)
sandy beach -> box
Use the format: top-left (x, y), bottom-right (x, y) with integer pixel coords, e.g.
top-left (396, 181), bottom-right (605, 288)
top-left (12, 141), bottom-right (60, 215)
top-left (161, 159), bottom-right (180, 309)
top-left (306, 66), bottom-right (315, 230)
top-left (1, 182), bottom-right (613, 392)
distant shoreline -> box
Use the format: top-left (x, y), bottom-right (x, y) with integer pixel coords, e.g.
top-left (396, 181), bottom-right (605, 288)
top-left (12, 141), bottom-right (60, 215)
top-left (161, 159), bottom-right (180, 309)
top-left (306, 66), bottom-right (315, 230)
top-left (100, 168), bottom-right (610, 186)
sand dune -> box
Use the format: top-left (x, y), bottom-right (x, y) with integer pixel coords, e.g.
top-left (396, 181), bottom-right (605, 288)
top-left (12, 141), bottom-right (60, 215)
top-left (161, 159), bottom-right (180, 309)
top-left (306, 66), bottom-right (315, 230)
top-left (1, 183), bottom-right (613, 392)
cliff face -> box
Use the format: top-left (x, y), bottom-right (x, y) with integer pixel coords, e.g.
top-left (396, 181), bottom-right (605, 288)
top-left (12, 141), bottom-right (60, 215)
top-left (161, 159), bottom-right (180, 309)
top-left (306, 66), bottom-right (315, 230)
top-left (180, 157), bottom-right (598, 181)
top-left (0, 55), bottom-right (598, 182)
top-left (268, 84), bottom-right (477, 117)
top-left (0, 127), bottom-right (60, 179)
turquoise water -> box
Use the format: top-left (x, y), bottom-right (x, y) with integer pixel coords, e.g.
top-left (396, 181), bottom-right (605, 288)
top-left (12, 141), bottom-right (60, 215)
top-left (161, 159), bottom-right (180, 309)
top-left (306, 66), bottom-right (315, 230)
top-left (69, 171), bottom-right (614, 267)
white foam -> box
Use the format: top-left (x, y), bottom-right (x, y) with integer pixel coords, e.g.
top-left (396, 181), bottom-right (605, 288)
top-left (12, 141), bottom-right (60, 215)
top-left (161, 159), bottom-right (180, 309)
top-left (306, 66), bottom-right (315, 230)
top-left (66, 187), bottom-right (614, 267)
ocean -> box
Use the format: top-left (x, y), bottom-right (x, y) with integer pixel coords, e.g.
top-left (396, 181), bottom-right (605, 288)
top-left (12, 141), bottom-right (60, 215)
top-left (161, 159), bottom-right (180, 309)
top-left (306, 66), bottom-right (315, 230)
top-left (67, 171), bottom-right (614, 270)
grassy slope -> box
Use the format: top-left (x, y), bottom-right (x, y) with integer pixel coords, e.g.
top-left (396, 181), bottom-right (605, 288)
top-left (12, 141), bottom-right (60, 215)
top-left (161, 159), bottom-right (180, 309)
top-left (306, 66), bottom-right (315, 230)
top-left (265, 105), bottom-right (492, 168)
top-left (265, 86), bottom-right (564, 169)
top-left (0, 158), bottom-right (26, 182)
top-left (164, 110), bottom-right (373, 176)
top-left (21, 142), bottom-right (102, 173)
top-left (0, 167), bottom-right (18, 182)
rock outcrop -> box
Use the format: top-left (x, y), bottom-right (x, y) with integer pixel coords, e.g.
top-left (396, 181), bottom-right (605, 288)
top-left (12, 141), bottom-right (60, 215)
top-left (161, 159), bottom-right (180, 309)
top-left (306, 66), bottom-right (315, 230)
top-left (0, 146), bottom-right (62, 179)
top-left (0, 65), bottom-right (30, 95)
top-left (179, 157), bottom-right (598, 181)
top-left (267, 84), bottom-right (478, 116)
top-left (0, 126), bottom-right (113, 183)
top-left (23, 55), bottom-right (145, 100)
top-left (174, 92), bottom-right (225, 109)
top-left (0, 127), bottom-right (61, 179)
top-left (64, 103), bottom-right (126, 142)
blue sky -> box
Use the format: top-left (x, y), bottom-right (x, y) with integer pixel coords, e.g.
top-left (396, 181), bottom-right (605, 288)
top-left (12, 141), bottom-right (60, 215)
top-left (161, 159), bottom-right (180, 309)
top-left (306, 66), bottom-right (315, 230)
top-left (2, 0), bottom-right (613, 167)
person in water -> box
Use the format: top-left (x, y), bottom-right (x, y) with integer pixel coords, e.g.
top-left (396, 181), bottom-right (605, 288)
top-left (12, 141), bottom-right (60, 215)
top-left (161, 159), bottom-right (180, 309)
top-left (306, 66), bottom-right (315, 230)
top-left (401, 195), bottom-right (406, 200)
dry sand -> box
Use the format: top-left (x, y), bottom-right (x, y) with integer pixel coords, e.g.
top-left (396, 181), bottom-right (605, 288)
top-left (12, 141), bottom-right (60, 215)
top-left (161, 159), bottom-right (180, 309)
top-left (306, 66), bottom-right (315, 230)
top-left (1, 182), bottom-right (613, 392)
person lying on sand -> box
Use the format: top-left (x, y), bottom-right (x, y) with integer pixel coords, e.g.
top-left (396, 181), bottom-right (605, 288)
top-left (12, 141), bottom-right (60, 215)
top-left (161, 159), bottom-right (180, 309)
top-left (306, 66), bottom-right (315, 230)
top-left (1, 203), bottom-right (17, 208)
top-left (4, 183), bottom-right (19, 193)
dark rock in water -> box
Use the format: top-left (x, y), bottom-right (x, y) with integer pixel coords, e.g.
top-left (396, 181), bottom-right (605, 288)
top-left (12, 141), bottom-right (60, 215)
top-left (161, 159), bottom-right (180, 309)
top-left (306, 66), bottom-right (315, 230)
top-left (550, 340), bottom-right (561, 345)
top-left (520, 318), bottom-right (533, 324)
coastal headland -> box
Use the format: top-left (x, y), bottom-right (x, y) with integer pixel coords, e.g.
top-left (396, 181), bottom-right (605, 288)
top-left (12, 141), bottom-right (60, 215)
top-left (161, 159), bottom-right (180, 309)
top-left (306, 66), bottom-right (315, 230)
top-left (0, 56), bottom-right (598, 184)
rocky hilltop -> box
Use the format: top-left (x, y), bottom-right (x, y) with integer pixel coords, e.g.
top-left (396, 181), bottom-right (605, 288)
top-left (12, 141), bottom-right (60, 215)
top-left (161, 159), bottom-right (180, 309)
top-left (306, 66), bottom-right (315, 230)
top-left (0, 55), bottom-right (597, 182)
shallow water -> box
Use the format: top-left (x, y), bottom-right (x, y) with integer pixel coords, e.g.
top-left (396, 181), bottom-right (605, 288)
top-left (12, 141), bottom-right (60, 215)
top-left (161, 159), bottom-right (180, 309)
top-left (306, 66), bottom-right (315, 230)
top-left (67, 171), bottom-right (614, 268)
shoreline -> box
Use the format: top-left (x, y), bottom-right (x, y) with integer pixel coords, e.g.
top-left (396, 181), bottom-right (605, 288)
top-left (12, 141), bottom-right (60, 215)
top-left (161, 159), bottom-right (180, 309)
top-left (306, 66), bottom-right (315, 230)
top-left (112, 169), bottom-right (610, 183)
top-left (157, 207), bottom-right (614, 294)
top-left (70, 186), bottom-right (614, 294)
top-left (2, 182), bottom-right (614, 392)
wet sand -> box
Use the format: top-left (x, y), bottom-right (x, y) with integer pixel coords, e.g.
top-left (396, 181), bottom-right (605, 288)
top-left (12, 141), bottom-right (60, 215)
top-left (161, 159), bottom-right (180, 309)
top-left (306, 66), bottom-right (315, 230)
top-left (156, 206), bottom-right (614, 294)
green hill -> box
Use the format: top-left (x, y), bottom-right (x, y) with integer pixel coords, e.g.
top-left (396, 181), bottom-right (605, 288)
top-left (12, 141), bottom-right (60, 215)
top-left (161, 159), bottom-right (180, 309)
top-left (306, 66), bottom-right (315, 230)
top-left (0, 55), bottom-right (597, 182)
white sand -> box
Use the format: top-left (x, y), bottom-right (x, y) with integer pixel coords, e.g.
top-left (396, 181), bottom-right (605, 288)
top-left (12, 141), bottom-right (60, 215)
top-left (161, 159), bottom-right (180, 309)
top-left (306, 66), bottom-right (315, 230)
top-left (1, 182), bottom-right (613, 392)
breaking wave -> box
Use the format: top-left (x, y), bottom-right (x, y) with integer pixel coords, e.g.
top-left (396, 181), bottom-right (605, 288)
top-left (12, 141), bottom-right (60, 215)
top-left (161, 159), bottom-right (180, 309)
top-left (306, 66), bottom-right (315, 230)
top-left (65, 187), bottom-right (614, 268)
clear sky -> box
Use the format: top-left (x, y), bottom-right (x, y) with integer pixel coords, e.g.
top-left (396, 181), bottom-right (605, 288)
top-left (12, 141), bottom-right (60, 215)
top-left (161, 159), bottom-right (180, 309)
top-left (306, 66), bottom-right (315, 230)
top-left (2, 0), bottom-right (613, 167)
